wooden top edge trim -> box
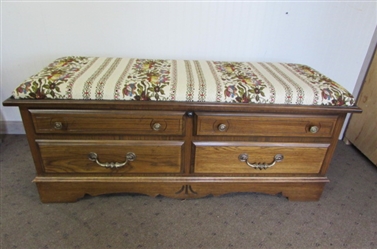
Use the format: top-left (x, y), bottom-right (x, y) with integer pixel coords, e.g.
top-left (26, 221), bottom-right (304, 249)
top-left (34, 176), bottom-right (330, 183)
top-left (3, 97), bottom-right (361, 113)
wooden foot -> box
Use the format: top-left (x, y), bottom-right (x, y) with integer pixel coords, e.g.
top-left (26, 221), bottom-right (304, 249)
top-left (35, 182), bottom-right (86, 203)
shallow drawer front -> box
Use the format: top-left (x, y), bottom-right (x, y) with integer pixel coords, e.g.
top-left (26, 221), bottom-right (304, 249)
top-left (195, 113), bottom-right (337, 137)
top-left (194, 142), bottom-right (329, 174)
top-left (30, 110), bottom-right (185, 135)
top-left (37, 140), bottom-right (183, 173)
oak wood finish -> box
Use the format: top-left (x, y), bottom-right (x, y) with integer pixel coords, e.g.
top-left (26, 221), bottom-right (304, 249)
top-left (195, 113), bottom-right (337, 137)
top-left (37, 140), bottom-right (184, 174)
top-left (3, 98), bottom-right (361, 202)
top-left (193, 142), bottom-right (329, 174)
top-left (31, 110), bottom-right (185, 135)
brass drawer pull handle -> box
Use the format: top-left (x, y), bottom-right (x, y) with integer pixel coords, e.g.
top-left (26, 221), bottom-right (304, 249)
top-left (238, 153), bottom-right (284, 170)
top-left (88, 152), bottom-right (136, 168)
top-left (54, 122), bottom-right (63, 130)
top-left (218, 123), bottom-right (227, 132)
top-left (309, 125), bottom-right (319, 133)
top-left (152, 122), bottom-right (162, 131)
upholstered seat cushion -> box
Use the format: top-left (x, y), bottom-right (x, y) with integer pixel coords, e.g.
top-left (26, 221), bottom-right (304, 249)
top-left (12, 56), bottom-right (355, 106)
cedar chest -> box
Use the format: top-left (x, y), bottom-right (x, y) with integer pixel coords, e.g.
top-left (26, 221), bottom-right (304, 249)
top-left (3, 56), bottom-right (361, 202)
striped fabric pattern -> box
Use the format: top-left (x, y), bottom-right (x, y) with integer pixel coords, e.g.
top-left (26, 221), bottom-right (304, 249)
top-left (12, 56), bottom-right (355, 106)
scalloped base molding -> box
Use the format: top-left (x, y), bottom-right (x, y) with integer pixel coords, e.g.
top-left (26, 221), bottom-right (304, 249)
top-left (0, 121), bottom-right (25, 134)
top-left (34, 176), bottom-right (329, 203)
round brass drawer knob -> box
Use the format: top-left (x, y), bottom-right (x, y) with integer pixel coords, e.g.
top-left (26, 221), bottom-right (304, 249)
top-left (218, 123), bottom-right (227, 132)
top-left (309, 125), bottom-right (319, 134)
top-left (54, 122), bottom-right (63, 130)
top-left (152, 122), bottom-right (162, 131)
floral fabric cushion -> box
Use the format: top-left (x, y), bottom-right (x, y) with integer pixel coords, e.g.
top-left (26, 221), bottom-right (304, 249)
top-left (12, 56), bottom-right (355, 106)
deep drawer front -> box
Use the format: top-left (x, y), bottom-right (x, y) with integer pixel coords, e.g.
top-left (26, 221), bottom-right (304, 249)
top-left (195, 113), bottom-right (337, 137)
top-left (37, 140), bottom-right (184, 173)
top-left (194, 142), bottom-right (329, 174)
top-left (30, 110), bottom-right (185, 135)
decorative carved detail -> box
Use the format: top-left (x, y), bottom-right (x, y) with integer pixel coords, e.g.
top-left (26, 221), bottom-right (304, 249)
top-left (175, 185), bottom-right (197, 195)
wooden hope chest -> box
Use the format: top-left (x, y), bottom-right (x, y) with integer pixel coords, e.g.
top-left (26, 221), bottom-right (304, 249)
top-left (3, 57), bottom-right (360, 202)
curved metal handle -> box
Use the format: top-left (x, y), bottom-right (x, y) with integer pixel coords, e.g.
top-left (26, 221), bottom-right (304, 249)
top-left (218, 123), bottom-right (227, 132)
top-left (152, 122), bottom-right (162, 131)
top-left (88, 152), bottom-right (136, 168)
top-left (309, 125), bottom-right (319, 134)
top-left (238, 153), bottom-right (284, 170)
top-left (54, 122), bottom-right (63, 130)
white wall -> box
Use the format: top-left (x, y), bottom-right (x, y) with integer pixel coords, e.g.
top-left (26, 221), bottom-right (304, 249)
top-left (1, 1), bottom-right (377, 125)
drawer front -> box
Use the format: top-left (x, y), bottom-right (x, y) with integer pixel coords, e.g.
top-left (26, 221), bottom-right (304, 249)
top-left (195, 113), bottom-right (337, 137)
top-left (30, 110), bottom-right (185, 135)
top-left (37, 140), bottom-right (184, 173)
top-left (194, 142), bottom-right (329, 174)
